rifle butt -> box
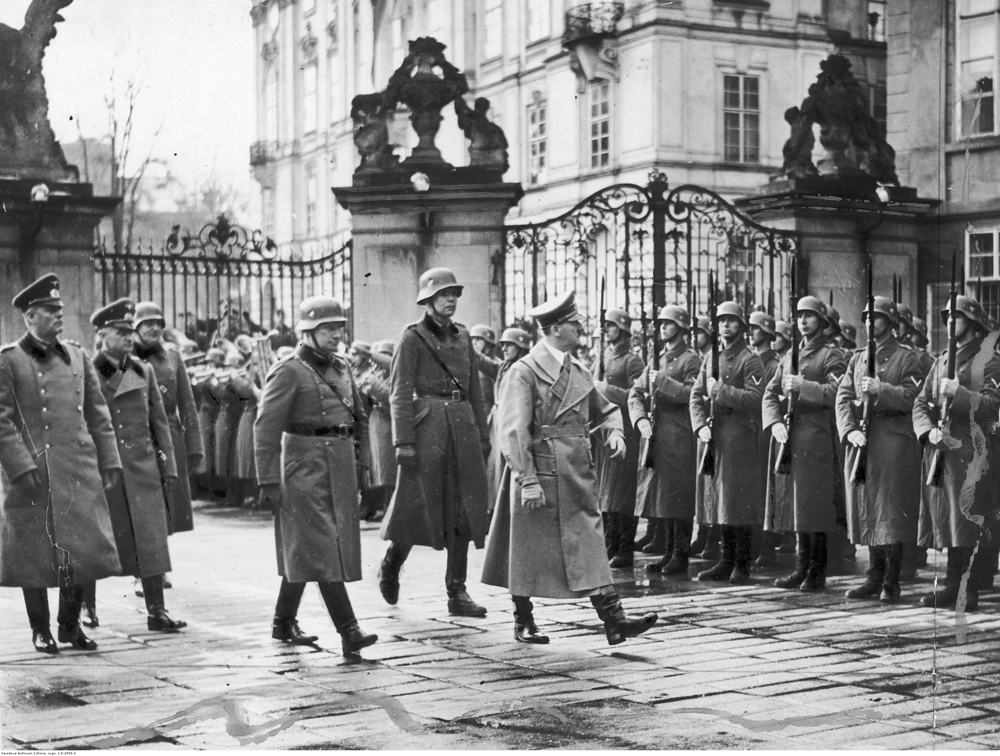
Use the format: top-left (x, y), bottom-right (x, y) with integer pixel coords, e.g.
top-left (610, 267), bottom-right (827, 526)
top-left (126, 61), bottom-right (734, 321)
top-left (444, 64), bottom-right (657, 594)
top-left (698, 438), bottom-right (716, 477)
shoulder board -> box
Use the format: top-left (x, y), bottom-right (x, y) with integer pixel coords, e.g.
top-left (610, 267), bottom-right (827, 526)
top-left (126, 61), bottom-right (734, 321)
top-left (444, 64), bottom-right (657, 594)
top-left (453, 321), bottom-right (467, 330)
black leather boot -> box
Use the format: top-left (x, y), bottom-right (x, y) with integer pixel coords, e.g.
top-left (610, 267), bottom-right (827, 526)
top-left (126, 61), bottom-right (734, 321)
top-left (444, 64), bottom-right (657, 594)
top-left (513, 596), bottom-right (549, 644)
top-left (446, 539), bottom-right (487, 617)
top-left (319, 581), bottom-right (378, 655)
top-left (590, 590), bottom-right (658, 646)
top-left (604, 513), bottom-right (620, 559)
top-left (689, 522), bottom-right (710, 557)
top-left (272, 579), bottom-right (317, 644)
top-left (696, 526), bottom-right (735, 581)
top-left (972, 543), bottom-right (999, 592)
top-left (755, 531), bottom-right (780, 567)
top-left (610, 516), bottom-right (638, 568)
top-left (56, 583), bottom-right (97, 650)
top-left (23, 588), bottom-right (58, 654)
top-left (340, 623), bottom-right (379, 656)
top-left (378, 542), bottom-right (410, 606)
top-left (649, 519), bottom-right (690, 576)
top-left (272, 618), bottom-right (319, 645)
top-left (800, 532), bottom-right (828, 592)
top-left (634, 519), bottom-right (656, 552)
top-left (777, 531), bottom-right (797, 553)
top-left (921, 547), bottom-right (978, 610)
top-left (697, 524), bottom-right (722, 561)
top-left (881, 543), bottom-right (903, 602)
top-left (730, 526), bottom-right (753, 585)
top-left (642, 518), bottom-right (669, 555)
top-left (775, 533), bottom-right (810, 589)
top-left (81, 581), bottom-right (99, 628)
top-left (847, 545), bottom-right (885, 599)
top-left (144, 575), bottom-right (187, 632)
top-left (899, 542), bottom-right (919, 581)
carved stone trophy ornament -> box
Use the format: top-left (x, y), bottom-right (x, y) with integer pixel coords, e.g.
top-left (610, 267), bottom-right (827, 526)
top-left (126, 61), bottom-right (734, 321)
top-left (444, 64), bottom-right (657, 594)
top-left (0, 0), bottom-right (78, 182)
top-left (455, 96), bottom-right (509, 174)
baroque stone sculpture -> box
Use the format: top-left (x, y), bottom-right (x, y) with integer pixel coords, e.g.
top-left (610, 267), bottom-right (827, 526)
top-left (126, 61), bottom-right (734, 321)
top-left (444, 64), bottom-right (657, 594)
top-left (350, 92), bottom-right (399, 173)
top-left (781, 54), bottom-right (898, 185)
top-left (0, 0), bottom-right (78, 182)
top-left (455, 97), bottom-right (509, 173)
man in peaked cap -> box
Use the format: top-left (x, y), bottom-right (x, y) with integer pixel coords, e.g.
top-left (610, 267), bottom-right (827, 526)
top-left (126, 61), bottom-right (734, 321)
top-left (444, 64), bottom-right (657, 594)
top-left (89, 298), bottom-right (186, 633)
top-left (0, 275), bottom-right (123, 653)
top-left (255, 296), bottom-right (378, 656)
top-left (482, 290), bottom-right (658, 646)
top-left (379, 267), bottom-right (493, 619)
top-left (597, 308), bottom-right (646, 568)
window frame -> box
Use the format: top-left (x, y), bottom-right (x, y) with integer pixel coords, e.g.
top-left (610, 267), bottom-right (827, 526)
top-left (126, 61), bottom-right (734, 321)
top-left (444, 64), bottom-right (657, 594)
top-left (721, 73), bottom-right (761, 164)
top-left (588, 80), bottom-right (611, 171)
top-left (482, 0), bottom-right (503, 60)
top-left (527, 96), bottom-right (547, 186)
top-left (305, 166), bottom-right (319, 238)
top-left (956, 0), bottom-right (998, 139)
top-left (967, 227), bottom-right (1000, 282)
top-left (526, 0), bottom-right (550, 43)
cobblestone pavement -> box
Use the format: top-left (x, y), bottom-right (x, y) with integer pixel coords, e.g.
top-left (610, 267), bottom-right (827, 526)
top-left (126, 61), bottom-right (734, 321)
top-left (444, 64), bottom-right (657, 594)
top-left (4, 504), bottom-right (1000, 750)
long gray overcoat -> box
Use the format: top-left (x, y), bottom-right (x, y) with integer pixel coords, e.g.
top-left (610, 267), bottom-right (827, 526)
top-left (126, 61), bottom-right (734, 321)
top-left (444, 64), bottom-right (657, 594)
top-left (255, 346), bottom-right (368, 583)
top-left (912, 336), bottom-right (1000, 549)
top-left (476, 352), bottom-right (521, 511)
top-left (94, 353), bottom-right (178, 578)
top-left (761, 335), bottom-right (847, 533)
top-left (135, 344), bottom-right (203, 532)
top-left (361, 354), bottom-right (396, 488)
top-left (0, 337), bottom-right (123, 588)
top-left (381, 315), bottom-right (490, 550)
top-left (596, 339), bottom-right (643, 514)
top-left (482, 341), bottom-right (624, 598)
top-left (628, 342), bottom-right (701, 520)
top-left (836, 337), bottom-right (923, 545)
top-left (690, 336), bottom-right (765, 526)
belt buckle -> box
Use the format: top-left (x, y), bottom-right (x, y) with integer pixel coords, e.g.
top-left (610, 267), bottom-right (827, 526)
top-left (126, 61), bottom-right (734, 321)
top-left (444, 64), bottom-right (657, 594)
top-left (337, 425), bottom-right (350, 439)
top-left (452, 390), bottom-right (462, 401)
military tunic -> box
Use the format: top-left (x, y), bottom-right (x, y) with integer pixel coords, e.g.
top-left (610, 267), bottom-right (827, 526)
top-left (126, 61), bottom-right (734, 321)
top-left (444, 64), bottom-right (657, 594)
top-left (482, 341), bottom-right (624, 598)
top-left (596, 339), bottom-right (643, 515)
top-left (382, 314), bottom-right (490, 550)
top-left (690, 336), bottom-right (765, 526)
top-left (912, 336), bottom-right (1000, 548)
top-left (94, 353), bottom-right (178, 578)
top-left (134, 343), bottom-right (203, 533)
top-left (761, 335), bottom-right (847, 532)
top-left (255, 345), bottom-right (369, 583)
top-left (0, 337), bottom-right (123, 588)
top-left (835, 337), bottom-right (923, 545)
top-left (628, 342), bottom-right (701, 519)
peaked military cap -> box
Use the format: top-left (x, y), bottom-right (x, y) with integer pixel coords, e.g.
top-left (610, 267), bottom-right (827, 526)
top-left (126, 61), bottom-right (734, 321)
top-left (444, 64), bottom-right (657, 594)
top-left (528, 290), bottom-right (582, 328)
top-left (13, 273), bottom-right (62, 311)
top-left (91, 298), bottom-right (136, 330)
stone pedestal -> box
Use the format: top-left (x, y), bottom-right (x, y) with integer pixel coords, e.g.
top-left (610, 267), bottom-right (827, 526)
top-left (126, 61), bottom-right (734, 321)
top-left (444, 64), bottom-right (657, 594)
top-left (333, 182), bottom-right (523, 341)
top-left (737, 179), bottom-right (936, 331)
top-left (0, 179), bottom-right (119, 345)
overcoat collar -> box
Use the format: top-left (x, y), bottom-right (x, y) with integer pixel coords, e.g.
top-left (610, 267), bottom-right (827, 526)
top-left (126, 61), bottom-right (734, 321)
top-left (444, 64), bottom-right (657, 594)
top-left (722, 334), bottom-right (749, 357)
top-left (19, 332), bottom-right (70, 364)
top-left (422, 312), bottom-right (459, 340)
top-left (94, 351), bottom-right (144, 380)
top-left (757, 347), bottom-right (776, 365)
top-left (606, 338), bottom-right (630, 359)
top-left (660, 340), bottom-right (687, 363)
top-left (296, 343), bottom-right (345, 373)
top-left (134, 340), bottom-right (166, 361)
top-left (523, 341), bottom-right (594, 420)
top-left (799, 333), bottom-right (830, 358)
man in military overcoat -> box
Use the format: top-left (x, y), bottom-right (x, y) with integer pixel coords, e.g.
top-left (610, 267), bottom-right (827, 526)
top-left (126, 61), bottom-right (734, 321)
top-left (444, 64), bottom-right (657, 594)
top-left (0, 275), bottom-right (123, 653)
top-left (689, 314), bottom-right (721, 561)
top-left (256, 297), bottom-right (377, 655)
top-left (379, 268), bottom-right (492, 618)
top-left (690, 301), bottom-right (765, 585)
top-left (133, 302), bottom-right (204, 535)
top-left (912, 294), bottom-right (1000, 610)
top-left (89, 298), bottom-right (185, 632)
top-left (471, 324), bottom-right (499, 414)
top-left (358, 339), bottom-right (396, 522)
top-left (482, 290), bottom-right (658, 645)
top-left (762, 296), bottom-right (847, 593)
top-left (836, 297), bottom-right (923, 602)
top-left (629, 305), bottom-right (701, 577)
top-left (748, 311), bottom-right (783, 567)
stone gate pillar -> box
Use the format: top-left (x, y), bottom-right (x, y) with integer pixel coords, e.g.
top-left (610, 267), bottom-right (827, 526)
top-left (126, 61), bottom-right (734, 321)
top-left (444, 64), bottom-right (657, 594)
top-left (333, 37), bottom-right (523, 341)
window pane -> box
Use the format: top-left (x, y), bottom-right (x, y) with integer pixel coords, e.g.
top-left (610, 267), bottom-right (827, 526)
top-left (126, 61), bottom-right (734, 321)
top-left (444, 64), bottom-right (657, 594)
top-left (724, 112), bottom-right (740, 162)
top-left (970, 232), bottom-right (996, 278)
top-left (743, 78), bottom-right (759, 110)
top-left (723, 76), bottom-right (740, 109)
top-left (303, 65), bottom-right (318, 133)
top-left (743, 114), bottom-right (759, 162)
top-left (484, 0), bottom-right (502, 58)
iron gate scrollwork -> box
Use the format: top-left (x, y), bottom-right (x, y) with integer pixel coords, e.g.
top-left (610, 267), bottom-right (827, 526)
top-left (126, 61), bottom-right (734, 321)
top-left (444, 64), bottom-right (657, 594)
top-left (92, 215), bottom-right (353, 348)
top-left (503, 172), bottom-right (797, 336)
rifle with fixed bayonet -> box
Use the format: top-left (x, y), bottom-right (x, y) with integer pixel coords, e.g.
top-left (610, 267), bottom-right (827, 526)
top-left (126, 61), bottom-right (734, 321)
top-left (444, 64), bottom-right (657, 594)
top-left (926, 252), bottom-right (959, 486)
top-left (776, 258), bottom-right (798, 475)
top-left (851, 249), bottom-right (876, 485)
top-left (699, 270), bottom-right (719, 477)
top-left (598, 274), bottom-right (607, 380)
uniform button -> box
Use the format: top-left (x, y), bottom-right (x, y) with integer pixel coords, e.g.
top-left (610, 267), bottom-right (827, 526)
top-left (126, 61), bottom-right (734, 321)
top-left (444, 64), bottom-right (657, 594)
top-left (45, 444), bottom-right (50, 449)
top-left (77, 406), bottom-right (82, 412)
top-left (119, 424), bottom-right (124, 429)
top-left (45, 425), bottom-right (50, 430)
top-left (37, 372), bottom-right (42, 377)
top-left (40, 389), bottom-right (45, 394)
top-left (41, 407), bottom-right (47, 413)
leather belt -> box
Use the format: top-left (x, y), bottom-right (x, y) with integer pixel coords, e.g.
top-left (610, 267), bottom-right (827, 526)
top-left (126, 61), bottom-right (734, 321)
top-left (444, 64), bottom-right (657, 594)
top-left (533, 424), bottom-right (589, 440)
top-left (288, 424), bottom-right (354, 438)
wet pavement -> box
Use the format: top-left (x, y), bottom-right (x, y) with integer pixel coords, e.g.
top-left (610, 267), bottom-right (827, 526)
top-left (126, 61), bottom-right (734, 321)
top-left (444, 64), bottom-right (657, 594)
top-left (3, 504), bottom-right (1000, 750)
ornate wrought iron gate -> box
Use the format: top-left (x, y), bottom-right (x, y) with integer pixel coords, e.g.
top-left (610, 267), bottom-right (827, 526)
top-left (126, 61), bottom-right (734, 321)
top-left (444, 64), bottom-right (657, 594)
top-left (503, 173), bottom-right (797, 330)
top-left (92, 216), bottom-right (353, 344)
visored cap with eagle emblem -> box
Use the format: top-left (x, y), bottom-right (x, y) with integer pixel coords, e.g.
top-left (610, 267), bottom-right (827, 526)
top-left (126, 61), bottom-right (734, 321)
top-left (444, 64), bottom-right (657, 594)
top-left (297, 296), bottom-right (346, 331)
top-left (91, 298), bottom-right (136, 330)
top-left (528, 290), bottom-right (583, 329)
top-left (12, 273), bottom-right (62, 311)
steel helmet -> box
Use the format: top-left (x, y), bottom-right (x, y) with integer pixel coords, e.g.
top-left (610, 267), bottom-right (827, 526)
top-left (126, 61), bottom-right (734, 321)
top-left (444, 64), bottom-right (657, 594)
top-left (940, 294), bottom-right (987, 329)
top-left (826, 306), bottom-right (842, 335)
top-left (372, 339), bottom-right (395, 356)
top-left (470, 324), bottom-right (497, 344)
top-left (416, 267), bottom-right (463, 305)
top-left (840, 323), bottom-right (858, 349)
top-left (715, 301), bottom-right (745, 325)
top-left (234, 334), bottom-right (254, 356)
top-left (695, 315), bottom-right (711, 335)
top-left (911, 317), bottom-right (929, 346)
top-left (134, 301), bottom-right (166, 327)
top-left (896, 303), bottom-right (914, 328)
top-left (297, 296), bottom-right (346, 331)
top-left (863, 295), bottom-right (899, 326)
top-left (604, 308), bottom-right (633, 334)
top-left (796, 296), bottom-right (829, 324)
top-left (656, 305), bottom-right (691, 332)
top-left (748, 311), bottom-right (776, 337)
top-left (775, 320), bottom-right (793, 343)
top-left (350, 340), bottom-right (372, 358)
top-left (499, 327), bottom-right (531, 351)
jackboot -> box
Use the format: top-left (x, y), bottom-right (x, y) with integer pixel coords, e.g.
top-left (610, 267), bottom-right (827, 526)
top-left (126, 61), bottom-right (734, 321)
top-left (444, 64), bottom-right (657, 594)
top-left (57, 583), bottom-right (96, 650)
top-left (696, 526), bottom-right (735, 581)
top-left (777, 531), bottom-right (797, 553)
top-left (604, 513), bottom-right (620, 559)
top-left (971, 543), bottom-right (999, 592)
top-left (648, 519), bottom-right (690, 577)
top-left (23, 588), bottom-right (57, 654)
top-left (81, 581), bottom-right (99, 628)
top-left (271, 617), bottom-right (318, 645)
top-left (319, 581), bottom-right (377, 656)
top-left (590, 590), bottom-right (658, 646)
top-left (881, 543), bottom-right (903, 602)
top-left (697, 524), bottom-right (722, 561)
top-left (755, 531), bottom-right (781, 567)
top-left (378, 542), bottom-right (410, 606)
top-left (921, 546), bottom-right (980, 610)
top-left (775, 533), bottom-right (810, 589)
top-left (610, 515), bottom-right (639, 568)
top-left (513, 596), bottom-right (549, 644)
top-left (899, 542), bottom-right (919, 582)
top-left (642, 518), bottom-right (669, 555)
top-left (446, 539), bottom-right (487, 617)
top-left (730, 526), bottom-right (753, 585)
top-left (800, 532), bottom-right (828, 592)
top-left (846, 545), bottom-right (885, 599)
top-left (143, 575), bottom-right (187, 632)
top-left (634, 519), bottom-right (656, 552)
top-left (689, 522), bottom-right (710, 557)
top-left (272, 579), bottom-right (317, 644)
